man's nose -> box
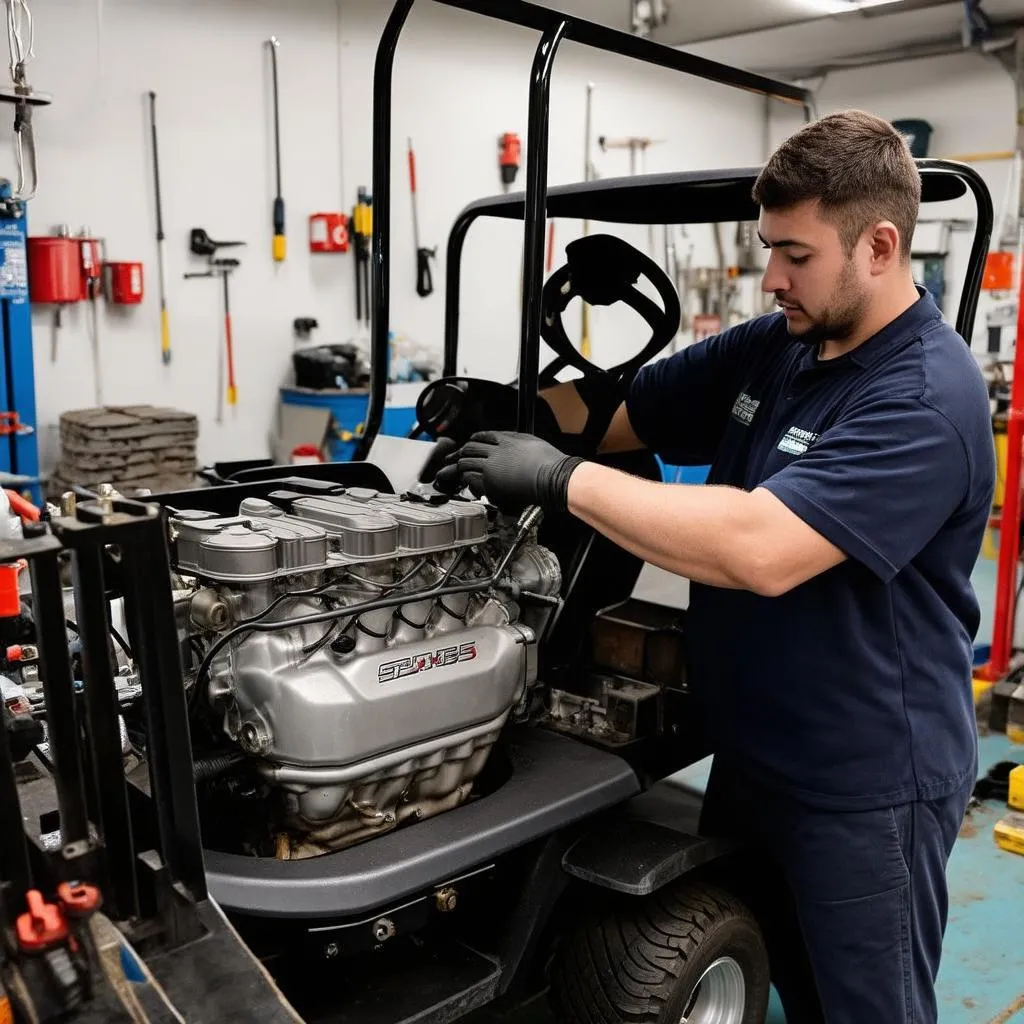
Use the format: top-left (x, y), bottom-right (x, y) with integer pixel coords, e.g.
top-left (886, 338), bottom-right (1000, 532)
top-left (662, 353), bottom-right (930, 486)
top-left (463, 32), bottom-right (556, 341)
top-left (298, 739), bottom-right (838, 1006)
top-left (761, 253), bottom-right (789, 295)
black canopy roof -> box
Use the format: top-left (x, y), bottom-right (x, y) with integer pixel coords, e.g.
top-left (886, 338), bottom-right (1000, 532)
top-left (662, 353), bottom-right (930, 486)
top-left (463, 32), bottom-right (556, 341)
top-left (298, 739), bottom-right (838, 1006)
top-left (455, 162), bottom-right (972, 228)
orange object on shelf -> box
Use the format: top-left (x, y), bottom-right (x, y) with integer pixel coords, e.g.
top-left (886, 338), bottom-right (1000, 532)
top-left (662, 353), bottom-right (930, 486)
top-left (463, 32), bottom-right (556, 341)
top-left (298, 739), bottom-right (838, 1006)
top-left (982, 251), bottom-right (1014, 291)
top-left (0, 560), bottom-right (25, 618)
top-left (57, 881), bottom-right (102, 917)
top-left (16, 890), bottom-right (68, 952)
top-left (5, 489), bottom-right (39, 522)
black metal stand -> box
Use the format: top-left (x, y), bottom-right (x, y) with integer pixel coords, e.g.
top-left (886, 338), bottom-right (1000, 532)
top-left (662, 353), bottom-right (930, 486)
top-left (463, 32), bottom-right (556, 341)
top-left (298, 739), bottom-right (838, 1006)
top-left (0, 494), bottom-right (301, 1021)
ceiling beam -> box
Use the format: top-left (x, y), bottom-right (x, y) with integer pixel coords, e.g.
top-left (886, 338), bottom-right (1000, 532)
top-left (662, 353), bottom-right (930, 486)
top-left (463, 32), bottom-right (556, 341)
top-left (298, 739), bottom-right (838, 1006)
top-left (666, 0), bottom-right (959, 48)
top-left (748, 17), bottom-right (1024, 80)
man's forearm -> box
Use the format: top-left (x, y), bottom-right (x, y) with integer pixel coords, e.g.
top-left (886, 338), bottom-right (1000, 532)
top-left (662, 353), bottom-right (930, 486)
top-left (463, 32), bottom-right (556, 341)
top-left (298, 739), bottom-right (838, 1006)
top-left (565, 459), bottom-right (847, 594)
top-left (566, 461), bottom-right (782, 593)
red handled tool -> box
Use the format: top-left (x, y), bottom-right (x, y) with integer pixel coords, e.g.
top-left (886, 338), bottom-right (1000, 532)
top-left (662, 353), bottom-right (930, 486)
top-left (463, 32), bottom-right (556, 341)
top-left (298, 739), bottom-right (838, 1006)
top-left (499, 132), bottom-right (521, 192)
top-left (222, 269), bottom-right (237, 406)
top-left (184, 228), bottom-right (245, 420)
top-left (407, 138), bottom-right (435, 297)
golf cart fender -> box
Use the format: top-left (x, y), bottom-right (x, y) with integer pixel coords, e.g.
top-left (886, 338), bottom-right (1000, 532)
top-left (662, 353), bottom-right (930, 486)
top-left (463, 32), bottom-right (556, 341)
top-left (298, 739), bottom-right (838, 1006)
top-left (561, 778), bottom-right (739, 896)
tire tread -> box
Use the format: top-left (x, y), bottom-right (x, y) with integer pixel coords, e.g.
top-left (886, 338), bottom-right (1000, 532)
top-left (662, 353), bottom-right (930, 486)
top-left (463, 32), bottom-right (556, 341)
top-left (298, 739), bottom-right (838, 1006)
top-left (550, 881), bottom-right (761, 1024)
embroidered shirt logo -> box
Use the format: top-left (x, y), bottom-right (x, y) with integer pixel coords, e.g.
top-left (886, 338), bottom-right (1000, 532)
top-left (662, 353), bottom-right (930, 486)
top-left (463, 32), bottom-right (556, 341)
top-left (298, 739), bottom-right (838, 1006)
top-left (777, 426), bottom-right (820, 456)
top-left (731, 392), bottom-right (760, 426)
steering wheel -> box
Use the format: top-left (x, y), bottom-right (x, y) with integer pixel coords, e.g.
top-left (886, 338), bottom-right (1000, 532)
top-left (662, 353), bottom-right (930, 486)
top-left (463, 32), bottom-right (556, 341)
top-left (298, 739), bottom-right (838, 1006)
top-left (413, 233), bottom-right (680, 451)
top-left (536, 233), bottom-right (680, 390)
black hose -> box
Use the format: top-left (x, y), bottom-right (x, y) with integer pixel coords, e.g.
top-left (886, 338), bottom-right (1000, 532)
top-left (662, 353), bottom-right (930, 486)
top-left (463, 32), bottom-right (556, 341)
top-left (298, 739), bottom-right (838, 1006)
top-left (65, 618), bottom-right (133, 661)
top-left (193, 751), bottom-right (245, 783)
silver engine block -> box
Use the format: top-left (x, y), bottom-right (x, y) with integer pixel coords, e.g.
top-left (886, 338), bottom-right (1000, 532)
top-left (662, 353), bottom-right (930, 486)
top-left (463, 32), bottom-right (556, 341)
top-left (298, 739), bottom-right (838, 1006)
top-left (169, 485), bottom-right (561, 859)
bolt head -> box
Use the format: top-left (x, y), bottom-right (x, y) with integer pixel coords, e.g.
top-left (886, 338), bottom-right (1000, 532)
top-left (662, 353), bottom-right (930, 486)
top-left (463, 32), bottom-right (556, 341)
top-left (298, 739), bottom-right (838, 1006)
top-left (324, 942), bottom-right (339, 959)
top-left (435, 887), bottom-right (458, 912)
top-left (238, 720), bottom-right (271, 755)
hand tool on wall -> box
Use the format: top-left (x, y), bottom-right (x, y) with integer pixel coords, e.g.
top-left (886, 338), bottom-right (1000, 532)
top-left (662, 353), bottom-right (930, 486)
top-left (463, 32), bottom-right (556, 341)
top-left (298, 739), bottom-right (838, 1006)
top-left (79, 229), bottom-right (103, 406)
top-left (147, 91), bottom-right (171, 365)
top-left (407, 138), bottom-right (435, 297)
top-left (580, 82), bottom-right (595, 359)
top-left (598, 134), bottom-right (664, 259)
top-left (1, 0), bottom-right (51, 202)
top-left (184, 229), bottom-right (245, 422)
top-left (499, 132), bottom-right (520, 192)
top-left (352, 188), bottom-right (372, 326)
top-left (267, 37), bottom-right (285, 262)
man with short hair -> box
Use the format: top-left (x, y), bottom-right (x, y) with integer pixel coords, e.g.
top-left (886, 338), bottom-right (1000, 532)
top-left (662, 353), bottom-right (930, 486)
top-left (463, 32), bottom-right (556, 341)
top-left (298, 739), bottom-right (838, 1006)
top-left (437, 110), bottom-right (996, 1022)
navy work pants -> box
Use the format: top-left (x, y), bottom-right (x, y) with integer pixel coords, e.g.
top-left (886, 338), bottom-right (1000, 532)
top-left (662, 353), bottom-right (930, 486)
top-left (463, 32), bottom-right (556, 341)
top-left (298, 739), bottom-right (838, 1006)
top-left (699, 756), bottom-right (972, 1023)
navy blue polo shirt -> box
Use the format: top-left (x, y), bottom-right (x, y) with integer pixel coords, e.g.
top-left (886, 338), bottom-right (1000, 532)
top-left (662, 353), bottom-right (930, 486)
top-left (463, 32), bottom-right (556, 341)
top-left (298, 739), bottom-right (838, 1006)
top-left (626, 288), bottom-right (995, 810)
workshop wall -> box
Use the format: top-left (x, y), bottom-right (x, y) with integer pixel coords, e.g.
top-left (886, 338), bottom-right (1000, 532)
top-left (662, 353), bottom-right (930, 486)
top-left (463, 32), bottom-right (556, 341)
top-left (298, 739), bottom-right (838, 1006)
top-left (18, 0), bottom-right (769, 473)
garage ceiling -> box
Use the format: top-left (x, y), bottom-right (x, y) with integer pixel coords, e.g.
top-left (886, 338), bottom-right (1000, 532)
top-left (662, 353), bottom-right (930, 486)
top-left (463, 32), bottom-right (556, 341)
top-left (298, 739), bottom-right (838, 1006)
top-left (689, 0), bottom-right (1024, 78)
top-left (533, 0), bottom-right (1024, 61)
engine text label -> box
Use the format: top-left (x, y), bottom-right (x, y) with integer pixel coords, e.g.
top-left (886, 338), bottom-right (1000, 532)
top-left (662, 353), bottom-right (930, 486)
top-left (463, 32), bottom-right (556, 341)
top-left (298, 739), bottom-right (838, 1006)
top-left (378, 642), bottom-right (478, 684)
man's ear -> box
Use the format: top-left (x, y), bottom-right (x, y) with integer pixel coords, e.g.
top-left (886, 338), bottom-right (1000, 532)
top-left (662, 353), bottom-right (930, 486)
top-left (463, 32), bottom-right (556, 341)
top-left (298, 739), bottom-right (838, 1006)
top-left (868, 221), bottom-right (901, 274)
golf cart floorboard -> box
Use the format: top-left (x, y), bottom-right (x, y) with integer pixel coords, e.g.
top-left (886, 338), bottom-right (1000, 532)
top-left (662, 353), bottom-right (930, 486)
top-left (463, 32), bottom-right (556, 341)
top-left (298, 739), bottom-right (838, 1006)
top-left (205, 725), bottom-right (640, 919)
top-left (285, 937), bottom-right (501, 1024)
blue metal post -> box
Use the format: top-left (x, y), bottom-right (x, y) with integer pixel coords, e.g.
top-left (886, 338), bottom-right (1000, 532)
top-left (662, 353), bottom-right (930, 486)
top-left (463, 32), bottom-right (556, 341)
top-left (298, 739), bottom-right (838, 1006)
top-left (0, 181), bottom-right (40, 504)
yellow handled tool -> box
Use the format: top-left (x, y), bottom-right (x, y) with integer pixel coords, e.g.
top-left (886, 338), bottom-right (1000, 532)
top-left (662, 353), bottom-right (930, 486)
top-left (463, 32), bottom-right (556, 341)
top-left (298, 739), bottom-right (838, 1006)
top-left (268, 37), bottom-right (286, 261)
top-left (148, 91), bottom-right (171, 364)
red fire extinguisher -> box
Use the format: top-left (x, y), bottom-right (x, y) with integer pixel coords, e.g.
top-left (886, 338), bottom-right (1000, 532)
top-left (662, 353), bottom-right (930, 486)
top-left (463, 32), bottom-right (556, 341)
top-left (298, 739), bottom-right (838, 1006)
top-left (104, 262), bottom-right (144, 304)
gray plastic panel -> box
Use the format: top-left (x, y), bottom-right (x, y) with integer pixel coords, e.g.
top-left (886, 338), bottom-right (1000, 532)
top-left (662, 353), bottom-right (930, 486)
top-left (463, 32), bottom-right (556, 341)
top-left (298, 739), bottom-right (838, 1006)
top-left (561, 781), bottom-right (739, 895)
top-left (205, 725), bottom-right (639, 919)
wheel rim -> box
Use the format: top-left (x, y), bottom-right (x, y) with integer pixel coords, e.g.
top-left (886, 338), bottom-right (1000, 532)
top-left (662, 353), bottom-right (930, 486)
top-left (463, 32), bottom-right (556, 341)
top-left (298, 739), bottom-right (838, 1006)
top-left (679, 956), bottom-right (746, 1024)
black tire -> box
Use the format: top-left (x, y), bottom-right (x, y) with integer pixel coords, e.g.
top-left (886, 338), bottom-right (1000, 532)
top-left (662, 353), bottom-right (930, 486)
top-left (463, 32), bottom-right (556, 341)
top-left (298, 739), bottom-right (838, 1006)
top-left (549, 881), bottom-right (769, 1024)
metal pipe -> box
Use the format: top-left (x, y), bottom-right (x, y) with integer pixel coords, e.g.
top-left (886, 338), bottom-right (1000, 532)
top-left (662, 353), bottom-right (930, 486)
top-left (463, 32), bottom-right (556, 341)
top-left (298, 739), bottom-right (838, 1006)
top-left (30, 551), bottom-right (91, 849)
top-left (0, 703), bottom-right (30, 920)
top-left (119, 517), bottom-right (207, 900)
top-left (443, 208), bottom-right (479, 376)
top-left (517, 21), bottom-right (567, 433)
top-left (914, 161), bottom-right (993, 341)
top-left (978, 35), bottom-right (1023, 683)
top-left (356, 0), bottom-right (416, 461)
top-left (70, 541), bottom-right (139, 920)
top-left (262, 710), bottom-right (507, 784)
top-left (432, 0), bottom-right (810, 108)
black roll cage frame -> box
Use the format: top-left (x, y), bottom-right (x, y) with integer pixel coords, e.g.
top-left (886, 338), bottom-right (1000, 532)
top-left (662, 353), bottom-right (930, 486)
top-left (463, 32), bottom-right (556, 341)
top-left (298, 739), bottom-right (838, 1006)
top-left (356, 0), bottom-right (992, 462)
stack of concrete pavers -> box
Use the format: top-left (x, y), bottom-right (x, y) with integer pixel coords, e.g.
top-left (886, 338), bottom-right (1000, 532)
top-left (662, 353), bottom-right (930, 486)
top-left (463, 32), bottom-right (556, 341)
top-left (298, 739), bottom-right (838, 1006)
top-left (49, 406), bottom-right (198, 498)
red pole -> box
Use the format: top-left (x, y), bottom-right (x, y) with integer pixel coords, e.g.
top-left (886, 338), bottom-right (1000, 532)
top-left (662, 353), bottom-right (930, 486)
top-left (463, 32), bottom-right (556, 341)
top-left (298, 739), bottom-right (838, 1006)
top-left (979, 271), bottom-right (1024, 681)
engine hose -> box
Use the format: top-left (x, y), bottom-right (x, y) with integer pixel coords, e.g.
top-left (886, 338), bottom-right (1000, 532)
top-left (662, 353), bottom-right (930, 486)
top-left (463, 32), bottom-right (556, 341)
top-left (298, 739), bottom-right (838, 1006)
top-left (191, 507), bottom-right (543, 696)
top-left (193, 751), bottom-right (245, 783)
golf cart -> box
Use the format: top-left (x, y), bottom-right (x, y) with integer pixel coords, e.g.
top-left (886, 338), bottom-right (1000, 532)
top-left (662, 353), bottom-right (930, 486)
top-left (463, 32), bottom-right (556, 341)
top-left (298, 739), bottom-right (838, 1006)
top-left (0, 2), bottom-right (993, 1023)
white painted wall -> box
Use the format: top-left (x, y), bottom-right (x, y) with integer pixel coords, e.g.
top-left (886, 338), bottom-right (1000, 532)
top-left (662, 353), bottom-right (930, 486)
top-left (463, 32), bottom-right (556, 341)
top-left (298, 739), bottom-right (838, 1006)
top-left (763, 50), bottom-right (1019, 352)
top-left (11, 0), bottom-right (769, 474)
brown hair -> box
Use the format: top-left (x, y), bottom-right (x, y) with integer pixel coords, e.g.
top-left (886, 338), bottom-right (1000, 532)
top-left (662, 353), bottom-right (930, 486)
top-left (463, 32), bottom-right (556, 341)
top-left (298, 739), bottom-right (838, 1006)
top-left (752, 109), bottom-right (921, 261)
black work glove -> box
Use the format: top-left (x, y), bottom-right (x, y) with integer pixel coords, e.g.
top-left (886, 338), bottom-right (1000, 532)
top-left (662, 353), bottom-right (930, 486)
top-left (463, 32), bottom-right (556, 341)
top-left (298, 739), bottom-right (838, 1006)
top-left (434, 430), bottom-right (585, 514)
top-left (418, 436), bottom-right (458, 485)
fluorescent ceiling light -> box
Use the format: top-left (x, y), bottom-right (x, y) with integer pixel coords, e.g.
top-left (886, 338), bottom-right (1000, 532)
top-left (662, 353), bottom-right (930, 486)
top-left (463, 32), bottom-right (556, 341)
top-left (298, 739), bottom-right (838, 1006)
top-left (800, 0), bottom-right (906, 12)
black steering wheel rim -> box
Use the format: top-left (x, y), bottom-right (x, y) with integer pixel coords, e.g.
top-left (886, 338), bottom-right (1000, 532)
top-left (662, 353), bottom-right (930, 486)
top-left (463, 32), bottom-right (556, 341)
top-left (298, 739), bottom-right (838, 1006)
top-left (537, 233), bottom-right (681, 390)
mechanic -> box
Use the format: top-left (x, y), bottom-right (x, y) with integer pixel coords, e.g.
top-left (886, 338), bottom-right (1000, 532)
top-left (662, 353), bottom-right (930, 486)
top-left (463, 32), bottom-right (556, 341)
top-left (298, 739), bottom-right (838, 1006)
top-left (435, 110), bottom-right (996, 1024)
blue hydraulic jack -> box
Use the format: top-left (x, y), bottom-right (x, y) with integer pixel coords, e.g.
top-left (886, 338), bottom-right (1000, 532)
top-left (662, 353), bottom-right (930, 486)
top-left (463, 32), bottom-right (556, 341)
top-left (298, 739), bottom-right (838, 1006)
top-left (0, 180), bottom-right (39, 506)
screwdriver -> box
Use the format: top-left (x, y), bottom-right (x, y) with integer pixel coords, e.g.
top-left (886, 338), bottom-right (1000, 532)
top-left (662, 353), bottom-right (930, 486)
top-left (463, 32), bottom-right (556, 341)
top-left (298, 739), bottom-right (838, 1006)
top-left (407, 137), bottom-right (435, 298)
top-left (353, 188), bottom-right (372, 325)
top-left (268, 37), bottom-right (286, 261)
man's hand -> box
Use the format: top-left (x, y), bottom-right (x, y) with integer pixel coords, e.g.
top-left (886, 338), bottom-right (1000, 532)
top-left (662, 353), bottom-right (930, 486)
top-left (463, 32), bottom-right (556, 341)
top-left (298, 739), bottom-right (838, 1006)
top-left (435, 431), bottom-right (585, 514)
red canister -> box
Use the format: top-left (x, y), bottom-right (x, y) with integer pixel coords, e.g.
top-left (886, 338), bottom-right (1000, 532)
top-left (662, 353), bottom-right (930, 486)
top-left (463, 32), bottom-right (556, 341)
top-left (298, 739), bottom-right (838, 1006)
top-left (27, 237), bottom-right (84, 304)
top-left (104, 261), bottom-right (144, 304)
